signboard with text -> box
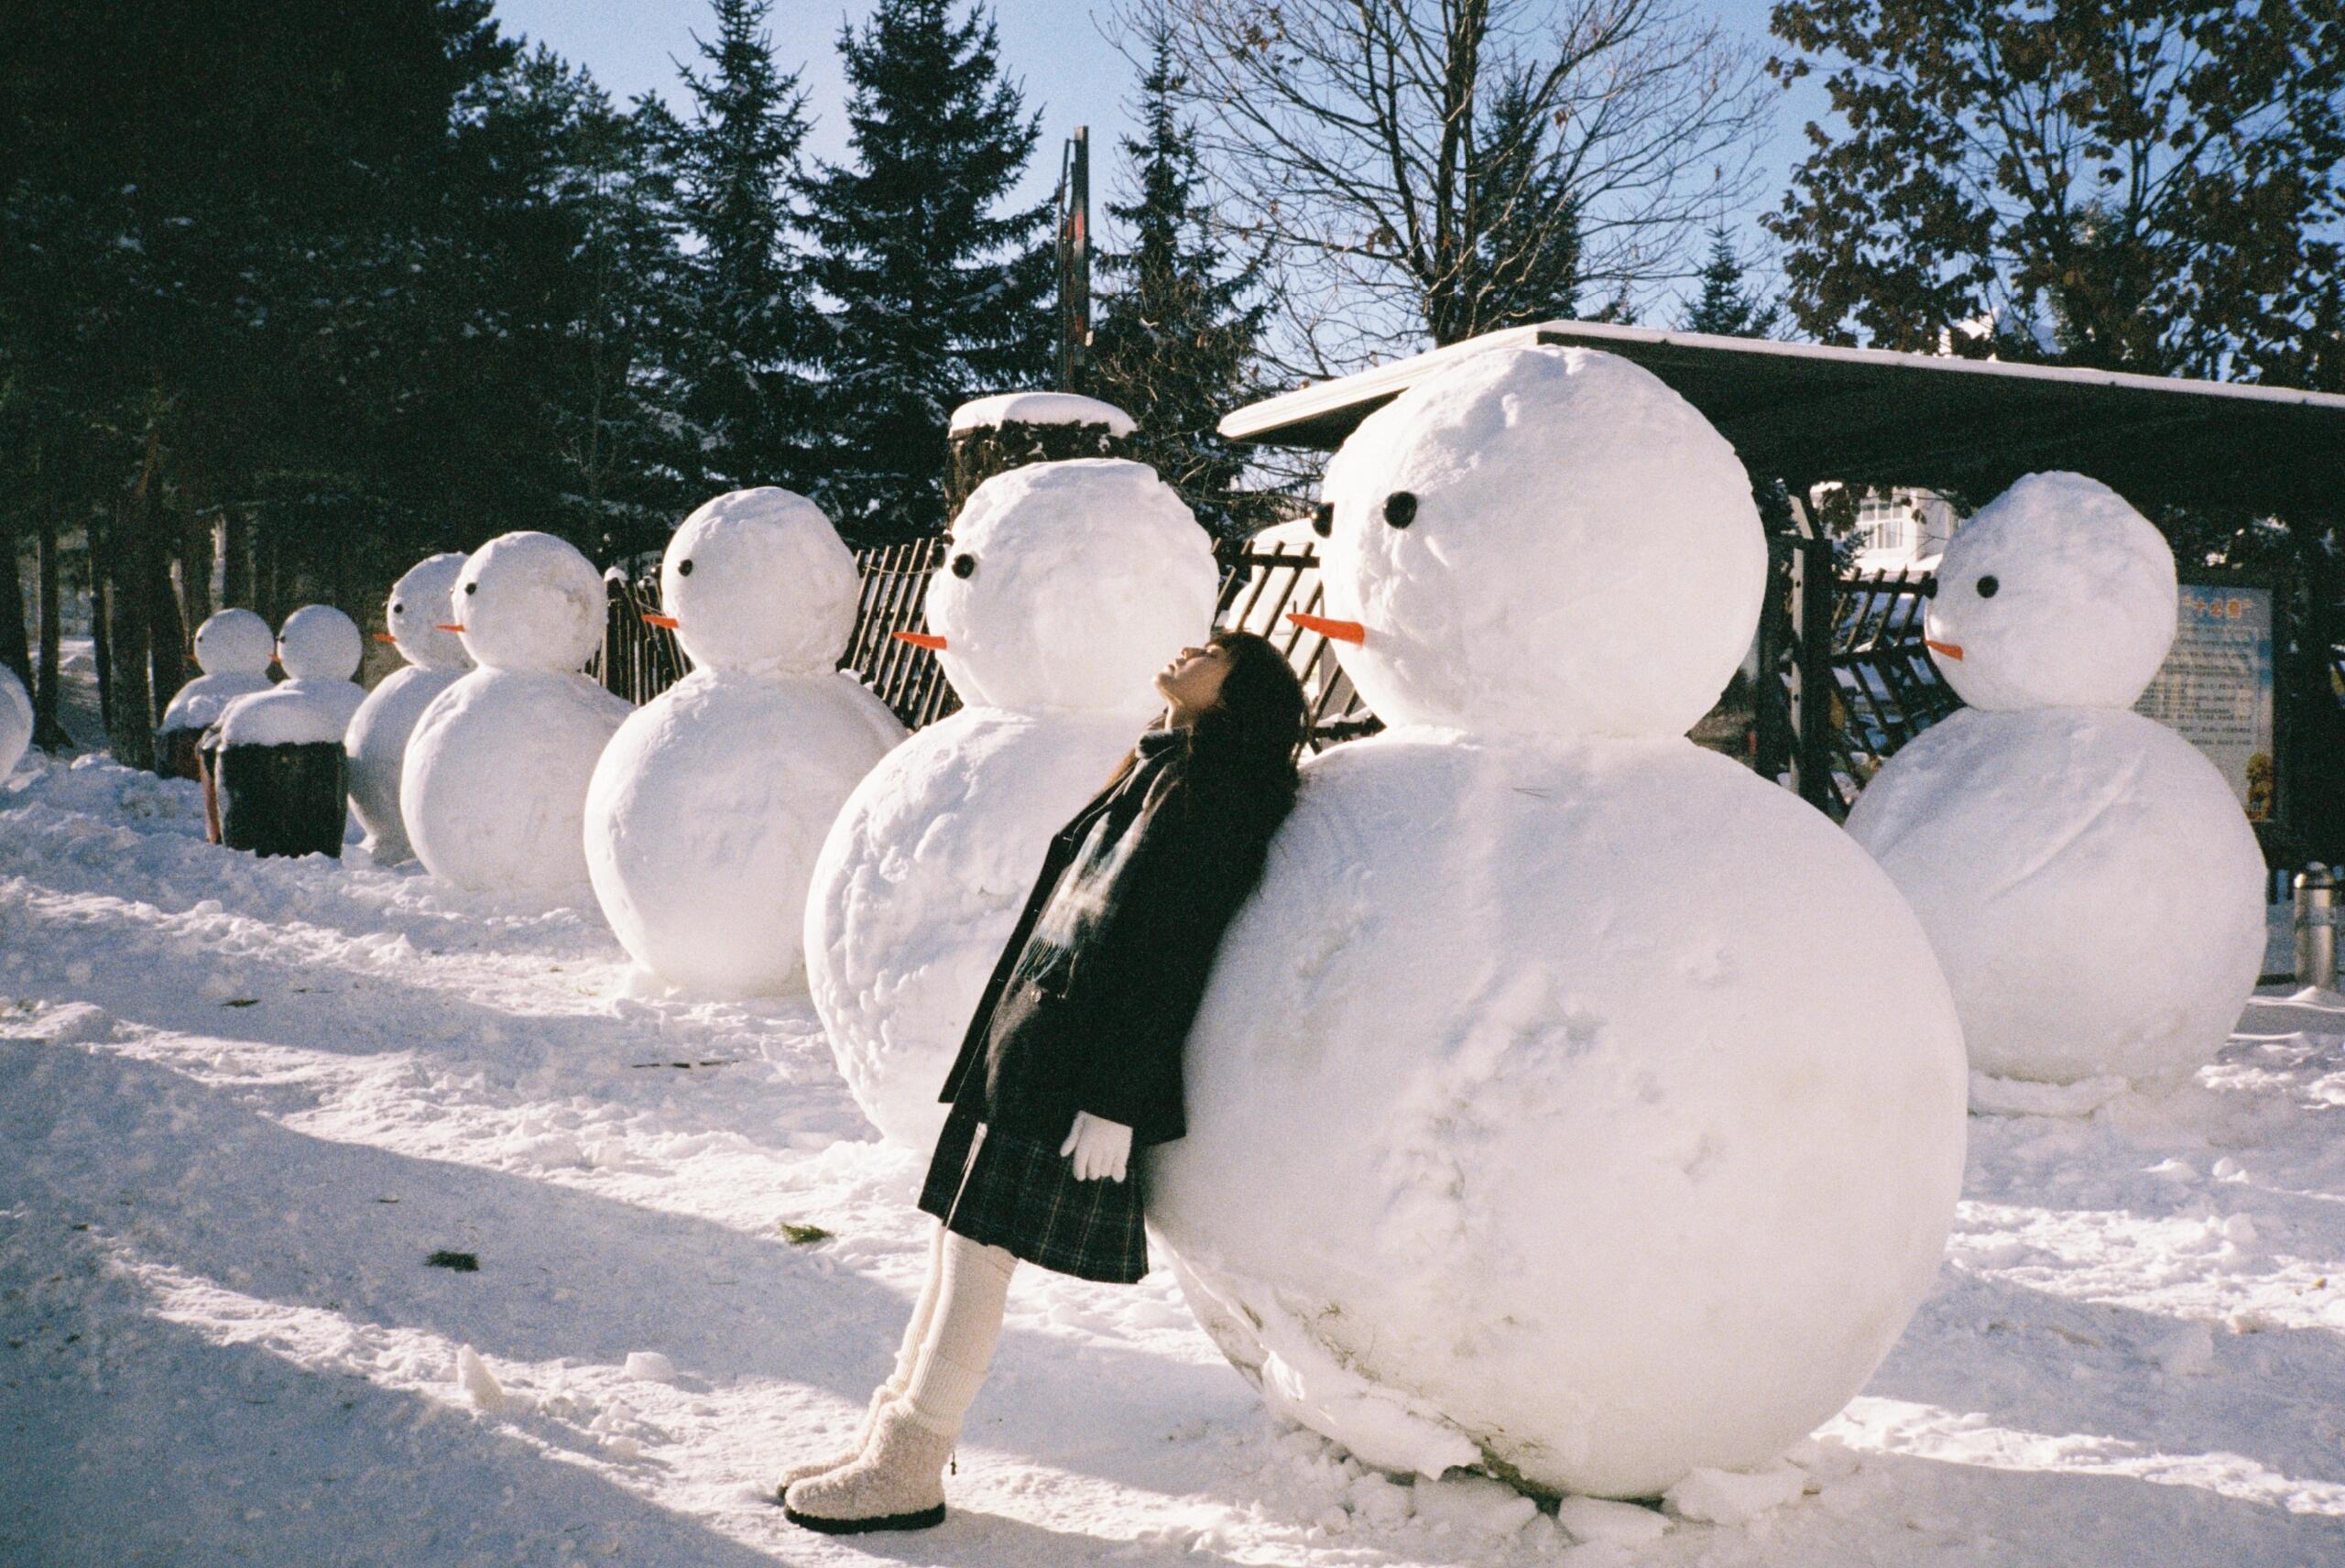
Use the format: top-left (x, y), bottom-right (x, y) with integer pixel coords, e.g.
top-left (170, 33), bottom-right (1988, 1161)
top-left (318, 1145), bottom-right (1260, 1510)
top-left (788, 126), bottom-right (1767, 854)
top-left (2134, 583), bottom-right (2276, 820)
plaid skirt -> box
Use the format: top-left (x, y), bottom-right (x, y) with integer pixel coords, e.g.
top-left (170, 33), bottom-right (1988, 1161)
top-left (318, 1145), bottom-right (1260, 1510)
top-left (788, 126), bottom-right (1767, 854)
top-left (917, 1109), bottom-right (1151, 1284)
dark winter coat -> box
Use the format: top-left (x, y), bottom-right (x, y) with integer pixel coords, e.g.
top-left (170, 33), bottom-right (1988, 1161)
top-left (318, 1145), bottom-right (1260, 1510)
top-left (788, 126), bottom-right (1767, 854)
top-left (935, 724), bottom-right (1282, 1149)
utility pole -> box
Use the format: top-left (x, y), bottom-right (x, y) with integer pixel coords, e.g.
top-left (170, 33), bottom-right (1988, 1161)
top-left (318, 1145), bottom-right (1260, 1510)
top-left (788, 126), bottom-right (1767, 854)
top-left (1056, 127), bottom-right (1091, 392)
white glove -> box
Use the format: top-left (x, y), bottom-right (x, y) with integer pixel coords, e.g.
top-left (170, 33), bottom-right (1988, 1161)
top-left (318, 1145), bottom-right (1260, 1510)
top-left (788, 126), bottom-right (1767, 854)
top-left (1059, 1112), bottom-right (1134, 1182)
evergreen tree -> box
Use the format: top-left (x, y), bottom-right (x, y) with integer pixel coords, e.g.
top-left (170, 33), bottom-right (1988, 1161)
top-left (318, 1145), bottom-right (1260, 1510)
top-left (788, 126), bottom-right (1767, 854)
top-left (1680, 225), bottom-right (1779, 338)
top-left (1089, 29), bottom-right (1271, 539)
top-left (807, 0), bottom-right (1053, 543)
top-left (1469, 71), bottom-right (1583, 332)
top-left (670, 0), bottom-right (820, 496)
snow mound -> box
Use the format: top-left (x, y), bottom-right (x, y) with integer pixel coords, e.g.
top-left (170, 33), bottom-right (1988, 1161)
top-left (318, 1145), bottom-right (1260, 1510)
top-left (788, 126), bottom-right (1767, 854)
top-left (1664, 1462), bottom-right (1805, 1524)
top-left (948, 392), bottom-right (1137, 436)
top-left (215, 687), bottom-right (351, 748)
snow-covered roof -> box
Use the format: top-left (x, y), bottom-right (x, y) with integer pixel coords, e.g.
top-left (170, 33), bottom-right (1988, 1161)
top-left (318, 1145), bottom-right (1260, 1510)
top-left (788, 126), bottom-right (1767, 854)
top-left (949, 392), bottom-right (1137, 437)
top-left (1221, 321), bottom-right (2345, 517)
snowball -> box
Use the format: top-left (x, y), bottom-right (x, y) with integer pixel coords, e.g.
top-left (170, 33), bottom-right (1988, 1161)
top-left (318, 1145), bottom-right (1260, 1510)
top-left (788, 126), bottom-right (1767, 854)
top-left (660, 489), bottom-right (860, 676)
top-left (1314, 345), bottom-right (1765, 737)
top-left (381, 553), bottom-right (474, 671)
top-left (450, 531), bottom-right (605, 673)
top-left (214, 686), bottom-right (350, 748)
top-left (621, 1350), bottom-right (677, 1383)
top-left (344, 665), bottom-right (466, 865)
top-left (586, 670), bottom-right (903, 995)
top-left (1925, 472), bottom-right (2176, 710)
top-left (806, 708), bottom-right (1151, 1148)
top-left (277, 604), bottom-right (362, 683)
top-left (0, 667), bottom-right (28, 779)
top-left (806, 459), bottom-right (1217, 1147)
top-left (948, 392), bottom-right (1136, 436)
top-left (191, 607), bottom-right (274, 677)
top-left (1149, 733), bottom-right (1969, 1499)
top-left (923, 459), bottom-right (1219, 716)
top-left (1663, 1462), bottom-right (1805, 1523)
top-left (402, 668), bottom-right (632, 899)
top-left (1846, 708), bottom-right (2264, 1088)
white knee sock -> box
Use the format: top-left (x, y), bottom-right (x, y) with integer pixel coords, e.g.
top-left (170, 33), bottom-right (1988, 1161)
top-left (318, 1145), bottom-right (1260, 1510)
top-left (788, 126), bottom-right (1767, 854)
top-left (901, 1235), bottom-right (1016, 1438)
top-left (884, 1226), bottom-right (949, 1398)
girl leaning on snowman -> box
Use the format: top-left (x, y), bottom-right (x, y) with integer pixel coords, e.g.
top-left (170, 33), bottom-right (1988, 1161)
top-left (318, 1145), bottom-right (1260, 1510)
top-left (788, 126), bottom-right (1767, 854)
top-left (776, 628), bottom-right (1309, 1533)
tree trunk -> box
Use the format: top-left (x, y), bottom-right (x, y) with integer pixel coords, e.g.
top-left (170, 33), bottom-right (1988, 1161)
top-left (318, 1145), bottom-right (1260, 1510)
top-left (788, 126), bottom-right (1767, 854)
top-left (91, 507), bottom-right (114, 737)
top-left (33, 506), bottom-right (68, 749)
top-left (180, 501), bottom-right (213, 637)
top-left (220, 505), bottom-right (253, 610)
top-left (147, 495), bottom-right (190, 716)
top-left (105, 434), bottom-right (162, 770)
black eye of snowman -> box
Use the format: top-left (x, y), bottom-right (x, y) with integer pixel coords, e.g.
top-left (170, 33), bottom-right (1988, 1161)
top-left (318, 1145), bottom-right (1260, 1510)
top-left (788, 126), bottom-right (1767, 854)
top-left (1976, 574), bottom-right (2001, 599)
top-left (464, 582), bottom-right (477, 595)
top-left (951, 553), bottom-right (976, 579)
top-left (1312, 502), bottom-right (1334, 539)
top-left (677, 559), bottom-right (693, 577)
top-left (1383, 492), bottom-right (1417, 529)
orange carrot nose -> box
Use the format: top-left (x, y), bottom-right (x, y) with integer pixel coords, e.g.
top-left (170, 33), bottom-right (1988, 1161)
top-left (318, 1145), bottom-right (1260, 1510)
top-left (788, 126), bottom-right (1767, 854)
top-left (641, 613), bottom-right (680, 629)
top-left (437, 624), bottom-right (466, 633)
top-left (1288, 610), bottom-right (1367, 645)
top-left (373, 632), bottom-right (398, 644)
top-left (893, 631), bottom-right (948, 651)
top-left (1925, 638), bottom-right (1965, 661)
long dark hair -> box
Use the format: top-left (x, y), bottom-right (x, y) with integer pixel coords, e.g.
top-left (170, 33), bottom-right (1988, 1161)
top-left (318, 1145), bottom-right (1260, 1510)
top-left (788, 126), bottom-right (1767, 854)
top-left (1181, 630), bottom-right (1306, 826)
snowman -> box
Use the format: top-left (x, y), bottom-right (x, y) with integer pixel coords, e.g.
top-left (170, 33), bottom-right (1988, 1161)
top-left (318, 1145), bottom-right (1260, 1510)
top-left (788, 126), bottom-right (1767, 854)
top-left (804, 457), bottom-right (1220, 1148)
top-left (1147, 344), bottom-right (1969, 1501)
top-left (345, 553), bottom-right (474, 865)
top-left (584, 490), bottom-right (906, 995)
top-left (1845, 472), bottom-right (2264, 1090)
top-left (0, 665), bottom-right (30, 780)
top-left (402, 531), bottom-right (632, 900)
top-left (272, 604), bottom-right (369, 734)
top-left (158, 608), bottom-right (275, 775)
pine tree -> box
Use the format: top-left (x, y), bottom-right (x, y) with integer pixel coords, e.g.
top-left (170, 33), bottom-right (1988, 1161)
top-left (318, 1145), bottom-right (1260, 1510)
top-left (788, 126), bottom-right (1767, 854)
top-left (1089, 28), bottom-right (1271, 539)
top-left (807, 0), bottom-right (1053, 544)
top-left (1469, 71), bottom-right (1583, 332)
top-left (671, 0), bottom-right (819, 496)
top-left (1680, 225), bottom-right (1779, 338)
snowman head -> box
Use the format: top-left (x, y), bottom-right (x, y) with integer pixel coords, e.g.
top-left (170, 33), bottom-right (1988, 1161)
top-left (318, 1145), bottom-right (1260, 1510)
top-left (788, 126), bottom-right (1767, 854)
top-left (383, 554), bottom-right (474, 671)
top-left (191, 608), bottom-right (273, 679)
top-left (917, 458), bottom-right (1219, 715)
top-left (1301, 345), bottom-right (1765, 737)
top-left (276, 604), bottom-right (362, 683)
top-left (447, 531), bottom-right (605, 672)
top-left (658, 489), bottom-right (859, 676)
top-left (1924, 472), bottom-right (2176, 710)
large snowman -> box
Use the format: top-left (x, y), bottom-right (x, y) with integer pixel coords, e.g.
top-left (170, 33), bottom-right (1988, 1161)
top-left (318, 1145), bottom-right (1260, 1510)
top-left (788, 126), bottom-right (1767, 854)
top-left (402, 532), bottom-right (632, 900)
top-left (159, 609), bottom-right (276, 759)
top-left (345, 553), bottom-right (474, 865)
top-left (1845, 472), bottom-right (2264, 1088)
top-left (804, 457), bottom-right (1220, 1148)
top-left (1148, 345), bottom-right (1969, 1501)
top-left (585, 490), bottom-right (906, 995)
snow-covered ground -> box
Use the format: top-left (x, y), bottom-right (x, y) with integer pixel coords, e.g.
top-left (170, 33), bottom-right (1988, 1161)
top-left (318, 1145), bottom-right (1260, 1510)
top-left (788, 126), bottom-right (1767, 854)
top-left (5, 666), bottom-right (2343, 1564)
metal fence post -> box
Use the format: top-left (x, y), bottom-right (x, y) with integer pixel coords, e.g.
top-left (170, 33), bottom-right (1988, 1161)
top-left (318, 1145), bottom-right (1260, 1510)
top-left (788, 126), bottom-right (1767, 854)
top-left (2297, 865), bottom-right (2336, 990)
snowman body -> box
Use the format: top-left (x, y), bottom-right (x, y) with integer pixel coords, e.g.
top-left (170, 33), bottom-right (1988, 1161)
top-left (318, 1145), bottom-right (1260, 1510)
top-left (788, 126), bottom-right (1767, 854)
top-left (0, 666), bottom-right (30, 779)
top-left (346, 554), bottom-right (472, 865)
top-left (404, 532), bottom-right (631, 900)
top-left (1846, 472), bottom-right (2264, 1088)
top-left (585, 491), bottom-right (905, 996)
top-left (161, 609), bottom-right (274, 738)
top-left (1148, 345), bottom-right (1969, 1499)
top-left (804, 457), bottom-right (1220, 1149)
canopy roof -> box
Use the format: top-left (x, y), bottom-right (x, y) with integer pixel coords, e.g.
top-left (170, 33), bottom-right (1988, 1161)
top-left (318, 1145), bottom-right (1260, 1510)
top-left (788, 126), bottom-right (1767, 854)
top-left (1220, 321), bottom-right (2345, 519)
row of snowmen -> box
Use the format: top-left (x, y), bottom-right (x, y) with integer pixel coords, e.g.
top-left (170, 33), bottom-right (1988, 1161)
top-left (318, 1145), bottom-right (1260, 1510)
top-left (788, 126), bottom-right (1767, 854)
top-left (171, 346), bottom-right (2266, 1506)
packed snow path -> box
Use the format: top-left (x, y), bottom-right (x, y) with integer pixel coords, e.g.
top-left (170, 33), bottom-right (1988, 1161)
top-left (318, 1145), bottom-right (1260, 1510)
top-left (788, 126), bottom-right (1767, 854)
top-left (4, 748), bottom-right (2343, 1564)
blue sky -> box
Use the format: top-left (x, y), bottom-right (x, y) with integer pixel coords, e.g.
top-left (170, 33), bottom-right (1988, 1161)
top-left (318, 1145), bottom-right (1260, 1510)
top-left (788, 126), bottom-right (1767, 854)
top-left (497, 0), bottom-right (1836, 296)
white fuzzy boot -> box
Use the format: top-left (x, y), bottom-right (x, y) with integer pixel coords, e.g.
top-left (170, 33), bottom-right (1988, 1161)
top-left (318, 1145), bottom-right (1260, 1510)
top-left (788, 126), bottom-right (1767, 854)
top-left (770, 1226), bottom-right (946, 1499)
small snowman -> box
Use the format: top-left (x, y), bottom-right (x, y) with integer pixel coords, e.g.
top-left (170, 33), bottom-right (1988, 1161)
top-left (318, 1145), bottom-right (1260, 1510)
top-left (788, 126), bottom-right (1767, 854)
top-left (0, 665), bottom-right (30, 780)
top-left (1845, 472), bottom-right (2264, 1090)
top-left (584, 490), bottom-right (906, 996)
top-left (345, 553), bottom-right (474, 866)
top-left (1149, 345), bottom-right (1968, 1500)
top-left (272, 604), bottom-right (369, 735)
top-left (402, 531), bottom-right (632, 900)
top-left (158, 609), bottom-right (275, 776)
top-left (803, 457), bottom-right (1220, 1148)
